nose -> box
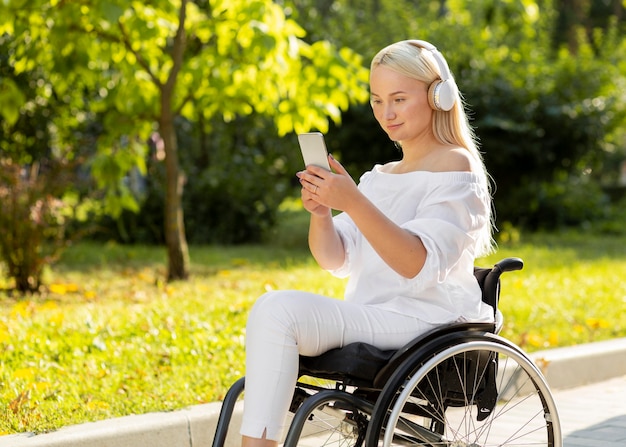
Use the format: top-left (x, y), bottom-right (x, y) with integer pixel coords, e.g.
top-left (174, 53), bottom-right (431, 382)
top-left (384, 103), bottom-right (396, 120)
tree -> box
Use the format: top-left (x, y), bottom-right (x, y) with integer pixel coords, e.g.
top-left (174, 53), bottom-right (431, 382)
top-left (0, 0), bottom-right (369, 281)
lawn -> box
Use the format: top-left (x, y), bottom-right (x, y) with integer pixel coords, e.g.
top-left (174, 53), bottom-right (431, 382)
top-left (1, 207), bottom-right (625, 434)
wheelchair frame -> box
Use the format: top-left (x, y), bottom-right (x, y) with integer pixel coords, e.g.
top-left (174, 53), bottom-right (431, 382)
top-left (212, 258), bottom-right (562, 447)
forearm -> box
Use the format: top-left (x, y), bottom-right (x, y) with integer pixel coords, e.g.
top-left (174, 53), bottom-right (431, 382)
top-left (308, 211), bottom-right (346, 271)
top-left (346, 194), bottom-right (427, 279)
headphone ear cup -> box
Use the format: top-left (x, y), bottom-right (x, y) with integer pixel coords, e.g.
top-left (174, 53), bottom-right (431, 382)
top-left (428, 79), bottom-right (456, 111)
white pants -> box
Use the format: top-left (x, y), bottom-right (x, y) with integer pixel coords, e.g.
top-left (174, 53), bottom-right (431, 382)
top-left (240, 290), bottom-right (438, 441)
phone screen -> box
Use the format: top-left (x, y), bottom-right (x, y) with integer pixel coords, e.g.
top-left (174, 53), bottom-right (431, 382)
top-left (298, 132), bottom-right (331, 171)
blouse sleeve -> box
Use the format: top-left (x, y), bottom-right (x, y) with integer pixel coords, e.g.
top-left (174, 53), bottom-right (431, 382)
top-left (403, 180), bottom-right (490, 286)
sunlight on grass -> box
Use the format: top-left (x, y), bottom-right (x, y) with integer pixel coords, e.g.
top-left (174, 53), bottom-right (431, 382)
top-left (1, 208), bottom-right (625, 434)
top-left (0, 240), bottom-right (347, 434)
top-left (480, 233), bottom-right (626, 351)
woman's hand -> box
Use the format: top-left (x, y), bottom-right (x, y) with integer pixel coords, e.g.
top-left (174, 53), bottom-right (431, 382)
top-left (297, 155), bottom-right (359, 215)
top-left (298, 166), bottom-right (330, 216)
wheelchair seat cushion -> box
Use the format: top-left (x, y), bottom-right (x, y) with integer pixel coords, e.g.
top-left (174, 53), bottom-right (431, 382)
top-left (299, 342), bottom-right (396, 383)
top-left (298, 322), bottom-right (495, 388)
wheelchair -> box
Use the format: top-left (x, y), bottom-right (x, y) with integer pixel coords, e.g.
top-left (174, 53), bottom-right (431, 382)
top-left (212, 257), bottom-right (562, 447)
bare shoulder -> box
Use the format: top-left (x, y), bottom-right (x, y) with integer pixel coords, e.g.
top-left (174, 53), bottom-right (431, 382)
top-left (430, 147), bottom-right (473, 173)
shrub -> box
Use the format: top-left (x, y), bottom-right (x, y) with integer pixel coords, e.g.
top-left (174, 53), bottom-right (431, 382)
top-left (0, 158), bottom-right (78, 292)
top-left (98, 115), bottom-right (299, 245)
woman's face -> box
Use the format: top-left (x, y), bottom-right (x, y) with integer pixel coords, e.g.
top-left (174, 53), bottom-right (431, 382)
top-left (369, 65), bottom-right (433, 144)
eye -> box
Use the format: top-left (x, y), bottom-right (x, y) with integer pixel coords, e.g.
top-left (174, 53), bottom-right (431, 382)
top-left (370, 98), bottom-right (382, 105)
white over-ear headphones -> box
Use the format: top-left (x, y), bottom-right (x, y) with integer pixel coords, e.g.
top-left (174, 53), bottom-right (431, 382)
top-left (407, 40), bottom-right (457, 112)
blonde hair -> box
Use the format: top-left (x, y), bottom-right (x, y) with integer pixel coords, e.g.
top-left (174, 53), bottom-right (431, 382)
top-left (371, 40), bottom-right (495, 256)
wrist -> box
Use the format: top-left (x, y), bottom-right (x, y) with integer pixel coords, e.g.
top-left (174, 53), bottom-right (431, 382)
top-left (343, 190), bottom-right (367, 216)
top-left (311, 208), bottom-right (332, 220)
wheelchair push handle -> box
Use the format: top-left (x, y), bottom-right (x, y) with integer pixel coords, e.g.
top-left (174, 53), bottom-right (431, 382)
top-left (494, 257), bottom-right (524, 273)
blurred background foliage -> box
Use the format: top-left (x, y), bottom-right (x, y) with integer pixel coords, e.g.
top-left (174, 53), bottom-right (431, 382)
top-left (115, 0), bottom-right (626, 242)
top-left (1, 0), bottom-right (626, 290)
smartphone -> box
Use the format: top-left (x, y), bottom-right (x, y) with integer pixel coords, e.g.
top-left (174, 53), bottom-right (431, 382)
top-left (298, 132), bottom-right (331, 171)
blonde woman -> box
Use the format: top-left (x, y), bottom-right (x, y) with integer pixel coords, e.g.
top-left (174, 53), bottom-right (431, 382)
top-left (241, 39), bottom-right (495, 447)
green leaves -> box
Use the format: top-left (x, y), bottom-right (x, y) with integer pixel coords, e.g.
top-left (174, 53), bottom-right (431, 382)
top-left (0, 77), bottom-right (25, 126)
top-left (185, 0), bottom-right (369, 134)
top-left (90, 139), bottom-right (148, 217)
top-left (96, 0), bottom-right (125, 24)
top-left (0, 0), bottom-right (369, 217)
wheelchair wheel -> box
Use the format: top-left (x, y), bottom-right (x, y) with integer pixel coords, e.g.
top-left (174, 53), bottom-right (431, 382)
top-left (283, 383), bottom-right (375, 447)
top-left (380, 337), bottom-right (561, 447)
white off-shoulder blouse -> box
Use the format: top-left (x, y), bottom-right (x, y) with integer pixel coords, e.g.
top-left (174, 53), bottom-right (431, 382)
top-left (329, 165), bottom-right (494, 324)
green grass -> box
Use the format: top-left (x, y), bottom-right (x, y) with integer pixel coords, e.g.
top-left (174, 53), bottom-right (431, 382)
top-left (480, 232), bottom-right (626, 349)
top-left (1, 206), bottom-right (625, 434)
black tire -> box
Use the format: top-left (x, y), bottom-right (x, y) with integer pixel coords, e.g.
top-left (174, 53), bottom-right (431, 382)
top-left (377, 337), bottom-right (561, 447)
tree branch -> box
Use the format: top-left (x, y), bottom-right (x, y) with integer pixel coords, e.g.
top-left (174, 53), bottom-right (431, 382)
top-left (116, 21), bottom-right (163, 89)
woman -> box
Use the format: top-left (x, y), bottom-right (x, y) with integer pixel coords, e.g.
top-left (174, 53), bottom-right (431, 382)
top-left (241, 39), bottom-right (495, 447)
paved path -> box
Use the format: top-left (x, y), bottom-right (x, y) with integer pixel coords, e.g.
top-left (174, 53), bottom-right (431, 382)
top-left (558, 375), bottom-right (626, 446)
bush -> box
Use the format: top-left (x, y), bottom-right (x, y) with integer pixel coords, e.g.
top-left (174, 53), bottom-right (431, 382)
top-left (532, 173), bottom-right (611, 228)
top-left (0, 34), bottom-right (98, 293)
top-left (590, 194), bottom-right (626, 235)
top-left (459, 31), bottom-right (626, 230)
top-left (98, 115), bottom-right (300, 245)
top-left (0, 159), bottom-right (77, 292)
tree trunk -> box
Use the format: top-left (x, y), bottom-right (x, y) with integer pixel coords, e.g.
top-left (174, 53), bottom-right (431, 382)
top-left (160, 113), bottom-right (189, 281)
top-left (160, 0), bottom-right (189, 281)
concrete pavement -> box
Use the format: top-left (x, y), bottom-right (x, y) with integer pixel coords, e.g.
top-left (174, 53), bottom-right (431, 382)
top-left (559, 375), bottom-right (626, 447)
top-left (2, 337), bottom-right (625, 447)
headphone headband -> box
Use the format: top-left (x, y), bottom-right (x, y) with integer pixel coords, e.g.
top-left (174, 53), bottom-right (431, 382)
top-left (406, 40), bottom-right (452, 82)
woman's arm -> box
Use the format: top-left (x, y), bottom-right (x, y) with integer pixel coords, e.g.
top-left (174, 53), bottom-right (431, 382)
top-left (298, 161), bottom-right (346, 270)
top-left (299, 156), bottom-right (427, 278)
top-left (307, 211), bottom-right (346, 271)
top-left (343, 192), bottom-right (427, 278)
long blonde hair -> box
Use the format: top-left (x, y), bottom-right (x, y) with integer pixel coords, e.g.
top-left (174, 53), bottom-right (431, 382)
top-left (371, 40), bottom-right (495, 256)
